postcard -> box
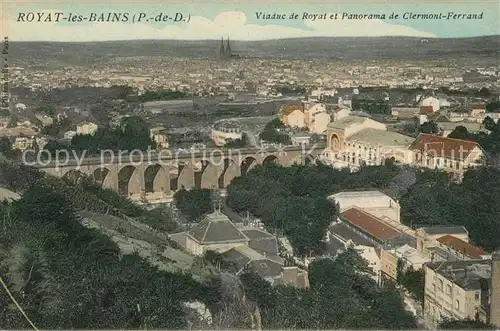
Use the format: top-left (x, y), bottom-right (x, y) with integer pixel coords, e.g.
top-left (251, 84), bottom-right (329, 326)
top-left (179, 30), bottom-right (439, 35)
top-left (0, 0), bottom-right (499, 330)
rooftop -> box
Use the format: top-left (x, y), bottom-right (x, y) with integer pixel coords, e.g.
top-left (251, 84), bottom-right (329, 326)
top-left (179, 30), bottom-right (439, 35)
top-left (426, 259), bottom-right (491, 291)
top-left (241, 229), bottom-right (280, 256)
top-left (409, 134), bottom-right (482, 161)
top-left (330, 221), bottom-right (375, 247)
top-left (436, 235), bottom-right (488, 259)
top-left (327, 115), bottom-right (368, 130)
top-left (394, 244), bottom-right (429, 265)
top-left (340, 207), bottom-right (402, 243)
top-left (420, 106), bottom-right (434, 115)
top-left (329, 190), bottom-right (390, 199)
top-left (348, 128), bottom-right (415, 147)
top-left (419, 225), bottom-right (469, 235)
top-left (186, 211), bottom-right (249, 245)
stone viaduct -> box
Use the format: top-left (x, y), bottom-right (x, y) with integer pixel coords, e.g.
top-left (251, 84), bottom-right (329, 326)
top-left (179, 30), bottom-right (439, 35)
top-left (32, 145), bottom-right (325, 201)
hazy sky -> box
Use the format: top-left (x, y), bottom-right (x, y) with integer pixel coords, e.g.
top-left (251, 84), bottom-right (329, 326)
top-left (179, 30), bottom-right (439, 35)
top-left (2, 1), bottom-right (499, 41)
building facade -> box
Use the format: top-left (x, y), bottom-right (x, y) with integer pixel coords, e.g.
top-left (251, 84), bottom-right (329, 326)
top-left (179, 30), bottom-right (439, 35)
top-left (423, 260), bottom-right (491, 325)
top-left (320, 116), bottom-right (415, 169)
top-left (409, 134), bottom-right (486, 181)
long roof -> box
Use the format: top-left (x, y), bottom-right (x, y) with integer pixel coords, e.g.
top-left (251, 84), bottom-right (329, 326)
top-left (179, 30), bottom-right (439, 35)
top-left (437, 235), bottom-right (488, 259)
top-left (340, 207), bottom-right (402, 242)
top-left (327, 115), bottom-right (368, 130)
top-left (348, 128), bottom-right (415, 147)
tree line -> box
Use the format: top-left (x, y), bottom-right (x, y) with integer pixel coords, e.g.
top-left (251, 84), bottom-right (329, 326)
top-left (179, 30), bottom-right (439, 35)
top-left (45, 116), bottom-right (156, 156)
top-left (0, 173), bottom-right (216, 329)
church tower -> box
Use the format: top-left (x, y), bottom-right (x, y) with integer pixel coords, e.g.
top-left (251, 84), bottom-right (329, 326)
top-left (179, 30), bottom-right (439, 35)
top-left (217, 37), bottom-right (226, 61)
top-left (490, 250), bottom-right (500, 327)
top-left (225, 37), bottom-right (232, 60)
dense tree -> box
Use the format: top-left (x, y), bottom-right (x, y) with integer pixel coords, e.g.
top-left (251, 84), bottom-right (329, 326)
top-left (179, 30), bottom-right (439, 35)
top-left (276, 85), bottom-right (306, 96)
top-left (259, 119), bottom-right (291, 145)
top-left (174, 188), bottom-right (214, 222)
top-left (396, 260), bottom-right (425, 302)
top-left (483, 116), bottom-right (496, 131)
top-left (239, 249), bottom-right (417, 330)
top-left (400, 167), bottom-right (500, 251)
top-left (351, 98), bottom-right (391, 114)
top-left (486, 100), bottom-right (500, 112)
top-left (46, 116), bottom-right (157, 155)
top-left (225, 133), bottom-right (248, 148)
top-left (448, 125), bottom-right (474, 140)
top-left (420, 121), bottom-right (439, 134)
top-left (0, 179), bottom-right (212, 329)
top-left (0, 137), bottom-right (14, 157)
top-left (227, 163), bottom-right (402, 255)
top-left (477, 87), bottom-right (490, 97)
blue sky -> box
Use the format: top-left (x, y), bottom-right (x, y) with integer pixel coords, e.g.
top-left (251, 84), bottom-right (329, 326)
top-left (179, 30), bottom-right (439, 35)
top-left (6, 1), bottom-right (500, 41)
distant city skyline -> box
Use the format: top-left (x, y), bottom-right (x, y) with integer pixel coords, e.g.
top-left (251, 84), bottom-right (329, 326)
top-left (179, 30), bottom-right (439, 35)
top-left (2, 1), bottom-right (499, 41)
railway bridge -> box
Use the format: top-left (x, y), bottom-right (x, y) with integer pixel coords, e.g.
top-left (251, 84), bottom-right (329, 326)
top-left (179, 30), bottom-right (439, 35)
top-left (32, 144), bottom-right (325, 201)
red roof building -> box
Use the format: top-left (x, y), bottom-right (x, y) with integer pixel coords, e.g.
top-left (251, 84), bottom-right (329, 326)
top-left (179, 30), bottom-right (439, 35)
top-left (436, 235), bottom-right (489, 259)
top-left (340, 207), bottom-right (402, 243)
top-left (409, 133), bottom-right (482, 161)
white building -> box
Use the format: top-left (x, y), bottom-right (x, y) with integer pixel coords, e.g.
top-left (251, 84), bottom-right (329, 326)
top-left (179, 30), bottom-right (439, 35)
top-left (320, 116), bottom-right (415, 170)
top-left (420, 96), bottom-right (440, 112)
top-left (328, 190), bottom-right (401, 223)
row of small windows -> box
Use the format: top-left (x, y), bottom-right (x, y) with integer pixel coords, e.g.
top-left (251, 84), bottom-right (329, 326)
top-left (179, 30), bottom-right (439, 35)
top-left (417, 154), bottom-right (462, 170)
top-left (346, 142), bottom-right (378, 152)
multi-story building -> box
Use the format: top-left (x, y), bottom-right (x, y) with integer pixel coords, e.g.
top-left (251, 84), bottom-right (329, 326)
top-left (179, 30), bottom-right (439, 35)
top-left (423, 260), bottom-right (491, 325)
top-left (420, 96), bottom-right (440, 112)
top-left (380, 225), bottom-right (490, 286)
top-left (409, 134), bottom-right (486, 181)
top-left (211, 120), bottom-right (243, 146)
top-left (320, 116), bottom-right (415, 169)
top-left (329, 190), bottom-right (401, 223)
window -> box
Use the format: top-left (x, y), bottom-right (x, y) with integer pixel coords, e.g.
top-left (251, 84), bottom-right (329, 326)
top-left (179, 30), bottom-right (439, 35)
top-left (439, 279), bottom-right (443, 290)
top-left (455, 162), bottom-right (460, 169)
top-left (446, 284), bottom-right (451, 295)
top-left (475, 292), bottom-right (480, 301)
top-left (455, 300), bottom-right (460, 310)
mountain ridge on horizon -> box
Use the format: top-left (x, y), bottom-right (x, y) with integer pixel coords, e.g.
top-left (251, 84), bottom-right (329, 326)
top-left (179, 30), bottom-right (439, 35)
top-left (9, 35), bottom-right (500, 43)
top-left (9, 35), bottom-right (499, 64)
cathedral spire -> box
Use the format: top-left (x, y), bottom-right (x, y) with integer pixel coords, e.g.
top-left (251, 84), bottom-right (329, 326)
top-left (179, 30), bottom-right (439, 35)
top-left (225, 36), bottom-right (232, 60)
